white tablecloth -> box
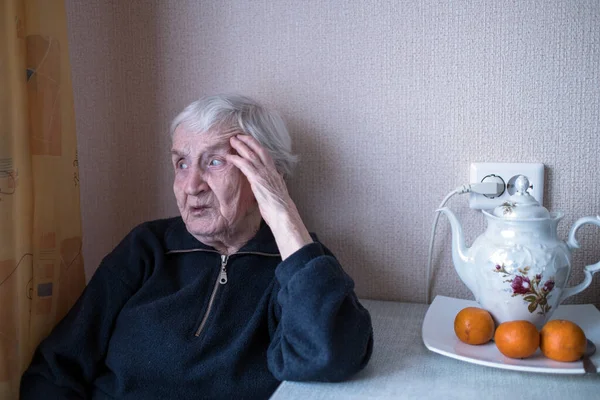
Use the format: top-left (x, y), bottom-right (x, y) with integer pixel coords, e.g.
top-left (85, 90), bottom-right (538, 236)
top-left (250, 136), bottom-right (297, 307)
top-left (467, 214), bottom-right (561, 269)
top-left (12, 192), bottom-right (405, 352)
top-left (270, 299), bottom-right (600, 400)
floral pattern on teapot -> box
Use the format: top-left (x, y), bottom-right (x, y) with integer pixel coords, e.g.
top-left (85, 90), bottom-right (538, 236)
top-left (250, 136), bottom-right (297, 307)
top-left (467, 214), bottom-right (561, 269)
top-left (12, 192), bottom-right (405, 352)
top-left (493, 264), bottom-right (555, 315)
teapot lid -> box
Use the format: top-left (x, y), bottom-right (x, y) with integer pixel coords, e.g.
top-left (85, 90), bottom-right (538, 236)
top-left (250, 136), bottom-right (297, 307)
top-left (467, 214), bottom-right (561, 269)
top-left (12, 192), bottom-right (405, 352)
top-left (491, 175), bottom-right (551, 219)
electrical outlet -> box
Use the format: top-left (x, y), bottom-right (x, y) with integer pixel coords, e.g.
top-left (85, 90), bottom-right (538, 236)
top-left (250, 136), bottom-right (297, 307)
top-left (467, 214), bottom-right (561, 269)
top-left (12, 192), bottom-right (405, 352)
top-left (469, 163), bottom-right (545, 209)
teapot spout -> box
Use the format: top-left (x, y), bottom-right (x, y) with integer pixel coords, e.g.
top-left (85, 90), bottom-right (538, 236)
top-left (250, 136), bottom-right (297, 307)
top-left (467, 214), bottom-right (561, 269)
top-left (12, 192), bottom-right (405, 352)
top-left (436, 207), bottom-right (476, 296)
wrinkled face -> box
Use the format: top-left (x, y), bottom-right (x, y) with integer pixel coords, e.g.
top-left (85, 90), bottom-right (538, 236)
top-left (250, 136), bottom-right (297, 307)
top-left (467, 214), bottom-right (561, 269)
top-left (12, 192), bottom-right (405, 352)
top-left (171, 125), bottom-right (256, 240)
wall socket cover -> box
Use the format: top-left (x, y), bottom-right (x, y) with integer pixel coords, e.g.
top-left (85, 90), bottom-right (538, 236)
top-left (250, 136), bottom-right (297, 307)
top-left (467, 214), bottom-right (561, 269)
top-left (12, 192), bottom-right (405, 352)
top-left (469, 163), bottom-right (545, 210)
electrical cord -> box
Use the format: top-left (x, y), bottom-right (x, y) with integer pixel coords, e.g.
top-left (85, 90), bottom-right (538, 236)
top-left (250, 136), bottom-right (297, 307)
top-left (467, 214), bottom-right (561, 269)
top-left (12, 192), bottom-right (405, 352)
top-left (425, 182), bottom-right (505, 304)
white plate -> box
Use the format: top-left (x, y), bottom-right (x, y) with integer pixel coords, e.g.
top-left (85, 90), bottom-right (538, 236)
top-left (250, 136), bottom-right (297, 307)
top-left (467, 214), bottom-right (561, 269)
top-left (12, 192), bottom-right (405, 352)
top-left (422, 295), bottom-right (600, 374)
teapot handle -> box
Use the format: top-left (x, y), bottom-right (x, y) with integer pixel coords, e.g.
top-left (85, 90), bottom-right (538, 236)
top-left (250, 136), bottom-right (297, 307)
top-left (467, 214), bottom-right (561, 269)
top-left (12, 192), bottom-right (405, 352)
top-left (560, 215), bottom-right (600, 302)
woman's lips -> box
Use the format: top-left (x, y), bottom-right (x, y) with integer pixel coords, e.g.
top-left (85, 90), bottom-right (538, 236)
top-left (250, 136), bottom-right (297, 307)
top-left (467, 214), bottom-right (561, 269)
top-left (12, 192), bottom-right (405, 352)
top-left (189, 205), bottom-right (209, 215)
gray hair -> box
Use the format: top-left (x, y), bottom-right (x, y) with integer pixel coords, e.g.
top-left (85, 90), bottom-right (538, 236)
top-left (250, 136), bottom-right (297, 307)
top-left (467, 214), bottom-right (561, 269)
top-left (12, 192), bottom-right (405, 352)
top-left (170, 94), bottom-right (298, 177)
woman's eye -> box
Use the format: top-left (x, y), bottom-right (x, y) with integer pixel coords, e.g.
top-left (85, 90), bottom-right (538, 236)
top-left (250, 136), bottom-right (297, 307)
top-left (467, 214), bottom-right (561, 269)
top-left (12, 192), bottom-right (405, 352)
top-left (208, 159), bottom-right (223, 167)
top-left (177, 160), bottom-right (188, 170)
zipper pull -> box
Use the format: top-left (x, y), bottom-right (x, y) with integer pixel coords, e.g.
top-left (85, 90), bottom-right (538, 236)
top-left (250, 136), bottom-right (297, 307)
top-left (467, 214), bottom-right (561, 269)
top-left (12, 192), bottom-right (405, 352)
top-left (219, 254), bottom-right (229, 284)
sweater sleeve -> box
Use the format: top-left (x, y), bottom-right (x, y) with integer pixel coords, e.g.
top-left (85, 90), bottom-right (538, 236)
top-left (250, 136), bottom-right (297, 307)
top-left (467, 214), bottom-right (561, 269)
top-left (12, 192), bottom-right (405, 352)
top-left (20, 226), bottom-right (152, 399)
top-left (266, 240), bottom-right (373, 382)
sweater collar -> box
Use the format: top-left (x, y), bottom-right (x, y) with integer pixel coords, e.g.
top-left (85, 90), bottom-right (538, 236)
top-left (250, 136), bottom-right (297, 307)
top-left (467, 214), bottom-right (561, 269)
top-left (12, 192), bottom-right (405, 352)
top-left (164, 217), bottom-right (280, 255)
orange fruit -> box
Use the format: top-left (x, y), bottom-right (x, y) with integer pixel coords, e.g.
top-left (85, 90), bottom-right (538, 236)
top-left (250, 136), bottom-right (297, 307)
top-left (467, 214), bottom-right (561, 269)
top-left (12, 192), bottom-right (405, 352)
top-left (454, 307), bottom-right (495, 345)
top-left (494, 320), bottom-right (540, 359)
top-left (540, 319), bottom-right (587, 362)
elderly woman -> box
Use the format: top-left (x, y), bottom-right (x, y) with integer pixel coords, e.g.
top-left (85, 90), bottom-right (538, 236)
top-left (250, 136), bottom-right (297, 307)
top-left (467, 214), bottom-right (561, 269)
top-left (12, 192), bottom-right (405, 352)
top-left (21, 94), bottom-right (373, 399)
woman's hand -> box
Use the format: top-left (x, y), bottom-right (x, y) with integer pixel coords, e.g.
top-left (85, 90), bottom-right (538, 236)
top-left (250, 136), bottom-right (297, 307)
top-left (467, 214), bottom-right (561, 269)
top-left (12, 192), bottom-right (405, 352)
top-left (226, 134), bottom-right (312, 259)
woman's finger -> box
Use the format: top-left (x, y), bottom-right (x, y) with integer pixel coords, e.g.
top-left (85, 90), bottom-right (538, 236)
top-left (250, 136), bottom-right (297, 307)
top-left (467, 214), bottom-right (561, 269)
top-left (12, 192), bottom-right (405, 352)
top-left (233, 134), bottom-right (276, 169)
top-left (226, 153), bottom-right (289, 210)
top-left (230, 136), bottom-right (261, 166)
top-left (225, 154), bottom-right (258, 181)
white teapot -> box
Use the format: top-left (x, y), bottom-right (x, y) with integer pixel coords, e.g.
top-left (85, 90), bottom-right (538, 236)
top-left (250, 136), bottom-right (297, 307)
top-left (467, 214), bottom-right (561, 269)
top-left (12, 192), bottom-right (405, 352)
top-left (437, 175), bottom-right (600, 329)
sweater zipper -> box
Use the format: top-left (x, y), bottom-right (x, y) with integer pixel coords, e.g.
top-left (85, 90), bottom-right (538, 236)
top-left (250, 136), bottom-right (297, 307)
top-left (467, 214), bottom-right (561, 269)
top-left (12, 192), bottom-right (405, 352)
top-left (165, 249), bottom-right (280, 337)
top-left (195, 254), bottom-right (229, 337)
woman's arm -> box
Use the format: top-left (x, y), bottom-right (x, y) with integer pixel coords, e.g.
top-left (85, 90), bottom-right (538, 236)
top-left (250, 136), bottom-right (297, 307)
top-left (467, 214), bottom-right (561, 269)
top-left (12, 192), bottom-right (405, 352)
top-left (20, 225), bottom-right (153, 399)
top-left (20, 264), bottom-right (135, 399)
top-left (227, 133), bottom-right (373, 380)
top-left (266, 240), bottom-right (373, 382)
top-left (226, 134), bottom-right (313, 259)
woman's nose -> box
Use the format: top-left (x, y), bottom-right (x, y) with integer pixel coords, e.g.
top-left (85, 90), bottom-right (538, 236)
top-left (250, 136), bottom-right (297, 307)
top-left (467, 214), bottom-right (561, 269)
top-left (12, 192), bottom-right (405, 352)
top-left (184, 168), bottom-right (208, 195)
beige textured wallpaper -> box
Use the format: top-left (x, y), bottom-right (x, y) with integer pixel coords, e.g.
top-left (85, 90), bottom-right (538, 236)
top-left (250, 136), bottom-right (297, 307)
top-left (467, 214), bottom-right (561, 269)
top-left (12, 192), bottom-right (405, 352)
top-left (66, 0), bottom-right (600, 305)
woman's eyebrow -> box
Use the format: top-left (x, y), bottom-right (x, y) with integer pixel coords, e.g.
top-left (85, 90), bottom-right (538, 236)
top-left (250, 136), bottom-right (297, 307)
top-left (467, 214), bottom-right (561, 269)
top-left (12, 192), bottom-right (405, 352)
top-left (170, 144), bottom-right (230, 161)
top-left (204, 141), bottom-right (232, 153)
top-left (170, 149), bottom-right (188, 158)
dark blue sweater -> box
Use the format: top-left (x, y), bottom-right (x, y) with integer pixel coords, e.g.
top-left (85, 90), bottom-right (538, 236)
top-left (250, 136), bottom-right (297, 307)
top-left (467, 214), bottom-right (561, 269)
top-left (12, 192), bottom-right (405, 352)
top-left (20, 217), bottom-right (373, 399)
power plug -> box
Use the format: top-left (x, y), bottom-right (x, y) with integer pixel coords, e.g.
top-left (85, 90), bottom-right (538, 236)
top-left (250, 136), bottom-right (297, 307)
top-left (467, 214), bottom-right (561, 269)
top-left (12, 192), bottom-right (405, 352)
top-left (469, 163), bottom-right (544, 209)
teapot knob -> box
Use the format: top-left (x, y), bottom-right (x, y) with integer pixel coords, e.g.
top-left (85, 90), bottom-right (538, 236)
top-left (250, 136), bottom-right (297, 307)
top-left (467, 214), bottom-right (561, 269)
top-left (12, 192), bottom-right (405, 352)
top-left (492, 174), bottom-right (548, 217)
top-left (515, 175), bottom-right (530, 195)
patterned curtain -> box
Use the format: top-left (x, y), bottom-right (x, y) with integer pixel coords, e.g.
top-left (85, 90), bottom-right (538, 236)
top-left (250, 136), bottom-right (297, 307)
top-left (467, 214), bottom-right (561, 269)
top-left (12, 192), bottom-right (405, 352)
top-left (0, 0), bottom-right (86, 398)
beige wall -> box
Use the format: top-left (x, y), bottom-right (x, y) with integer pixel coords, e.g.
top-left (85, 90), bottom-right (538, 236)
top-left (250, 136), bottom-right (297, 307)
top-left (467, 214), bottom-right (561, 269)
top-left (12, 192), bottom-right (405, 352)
top-left (66, 0), bottom-right (600, 305)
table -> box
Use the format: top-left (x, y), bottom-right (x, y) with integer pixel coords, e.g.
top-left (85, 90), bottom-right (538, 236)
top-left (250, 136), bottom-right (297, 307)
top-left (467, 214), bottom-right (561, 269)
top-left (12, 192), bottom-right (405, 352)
top-left (270, 299), bottom-right (600, 400)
